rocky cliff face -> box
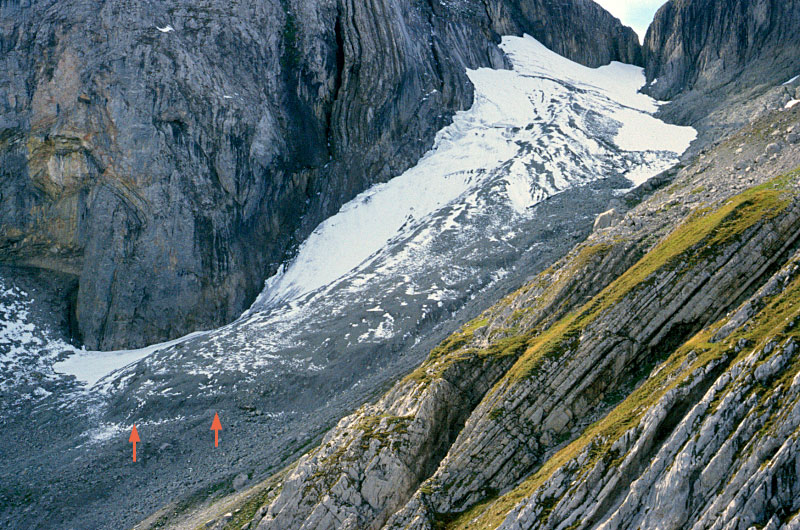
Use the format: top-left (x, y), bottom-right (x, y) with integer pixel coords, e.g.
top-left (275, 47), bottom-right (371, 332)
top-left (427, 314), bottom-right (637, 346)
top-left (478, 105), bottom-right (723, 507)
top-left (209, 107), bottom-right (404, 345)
top-left (179, 0), bottom-right (800, 521)
top-left (642, 0), bottom-right (800, 152)
top-left (0, 0), bottom-right (640, 350)
top-left (644, 0), bottom-right (800, 100)
top-left (484, 0), bottom-right (642, 68)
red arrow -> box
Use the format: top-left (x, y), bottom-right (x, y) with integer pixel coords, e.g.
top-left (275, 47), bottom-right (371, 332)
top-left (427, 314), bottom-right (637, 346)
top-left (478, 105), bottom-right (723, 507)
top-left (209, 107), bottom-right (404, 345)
top-left (211, 413), bottom-right (222, 447)
top-left (129, 425), bottom-right (140, 462)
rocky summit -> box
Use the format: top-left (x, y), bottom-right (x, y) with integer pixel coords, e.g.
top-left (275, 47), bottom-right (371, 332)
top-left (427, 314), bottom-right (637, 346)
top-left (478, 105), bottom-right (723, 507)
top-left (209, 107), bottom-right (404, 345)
top-left (1, 0), bottom-right (800, 529)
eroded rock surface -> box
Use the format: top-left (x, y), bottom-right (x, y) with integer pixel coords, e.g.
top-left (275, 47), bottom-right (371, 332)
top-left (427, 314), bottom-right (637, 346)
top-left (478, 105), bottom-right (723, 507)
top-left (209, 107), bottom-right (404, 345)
top-left (644, 0), bottom-right (800, 100)
top-left (242, 106), bottom-right (800, 530)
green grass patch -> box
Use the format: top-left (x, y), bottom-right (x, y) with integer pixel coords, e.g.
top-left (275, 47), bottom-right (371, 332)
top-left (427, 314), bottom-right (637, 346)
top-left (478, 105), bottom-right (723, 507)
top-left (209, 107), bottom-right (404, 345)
top-left (446, 267), bottom-right (800, 530)
top-left (406, 316), bottom-right (499, 382)
top-left (356, 413), bottom-right (413, 449)
top-left (505, 171), bottom-right (796, 382)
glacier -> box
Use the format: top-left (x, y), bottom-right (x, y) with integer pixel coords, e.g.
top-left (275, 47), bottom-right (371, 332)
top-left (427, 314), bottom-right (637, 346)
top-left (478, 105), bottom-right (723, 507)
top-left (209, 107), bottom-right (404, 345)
top-left (1, 35), bottom-right (694, 499)
top-left (251, 35), bottom-right (694, 310)
top-left (38, 35), bottom-right (695, 390)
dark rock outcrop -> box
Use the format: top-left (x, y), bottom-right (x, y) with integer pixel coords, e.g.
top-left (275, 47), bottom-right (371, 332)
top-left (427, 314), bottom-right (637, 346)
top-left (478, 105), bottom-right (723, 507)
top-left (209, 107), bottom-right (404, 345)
top-left (0, 0), bottom-right (640, 350)
top-left (641, 0), bottom-right (800, 156)
top-left (644, 0), bottom-right (800, 100)
top-left (485, 0), bottom-right (643, 68)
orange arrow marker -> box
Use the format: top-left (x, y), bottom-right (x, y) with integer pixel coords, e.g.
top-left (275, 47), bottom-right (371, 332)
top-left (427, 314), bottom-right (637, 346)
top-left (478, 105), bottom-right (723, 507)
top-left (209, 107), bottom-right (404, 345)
top-left (129, 425), bottom-right (140, 462)
top-left (211, 412), bottom-right (222, 447)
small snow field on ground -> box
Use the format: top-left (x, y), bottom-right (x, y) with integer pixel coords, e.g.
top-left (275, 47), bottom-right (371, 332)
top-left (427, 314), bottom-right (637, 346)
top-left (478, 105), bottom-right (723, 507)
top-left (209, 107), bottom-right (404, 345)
top-left (52, 331), bottom-right (209, 387)
top-left (0, 277), bottom-right (74, 404)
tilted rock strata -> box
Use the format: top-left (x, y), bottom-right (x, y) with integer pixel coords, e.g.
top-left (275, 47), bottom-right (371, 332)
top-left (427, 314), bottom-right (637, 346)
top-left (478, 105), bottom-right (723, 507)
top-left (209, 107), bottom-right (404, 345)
top-left (453, 249), bottom-right (800, 530)
top-left (242, 104), bottom-right (800, 530)
top-left (248, 184), bottom-right (649, 530)
top-left (416, 183), bottom-right (800, 516)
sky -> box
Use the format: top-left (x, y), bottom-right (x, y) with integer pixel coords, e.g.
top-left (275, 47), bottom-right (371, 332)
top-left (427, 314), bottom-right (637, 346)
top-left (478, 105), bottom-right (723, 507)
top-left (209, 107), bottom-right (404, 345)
top-left (594, 0), bottom-right (668, 42)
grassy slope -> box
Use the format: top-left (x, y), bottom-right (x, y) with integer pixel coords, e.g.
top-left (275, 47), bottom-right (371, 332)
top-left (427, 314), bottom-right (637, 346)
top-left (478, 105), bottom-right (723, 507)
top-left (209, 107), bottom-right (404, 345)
top-left (145, 168), bottom-right (799, 530)
top-left (440, 171), bottom-right (800, 530)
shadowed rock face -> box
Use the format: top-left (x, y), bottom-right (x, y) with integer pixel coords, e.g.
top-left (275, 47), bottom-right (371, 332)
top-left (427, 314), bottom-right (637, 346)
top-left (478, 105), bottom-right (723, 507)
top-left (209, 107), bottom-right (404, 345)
top-left (644, 0), bottom-right (800, 100)
top-left (0, 0), bottom-right (641, 350)
top-left (489, 0), bottom-right (643, 68)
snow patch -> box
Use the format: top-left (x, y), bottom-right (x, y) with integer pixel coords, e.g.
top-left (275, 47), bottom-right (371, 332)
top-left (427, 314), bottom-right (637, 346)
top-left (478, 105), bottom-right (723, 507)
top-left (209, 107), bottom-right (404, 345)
top-left (157, 25), bottom-right (174, 33)
top-left (0, 277), bottom-right (75, 400)
top-left (505, 173), bottom-right (537, 213)
top-left (612, 107), bottom-right (695, 154)
top-left (53, 331), bottom-right (208, 387)
top-left (358, 313), bottom-right (395, 343)
top-left (785, 100), bottom-right (800, 110)
top-left (783, 75), bottom-right (800, 85)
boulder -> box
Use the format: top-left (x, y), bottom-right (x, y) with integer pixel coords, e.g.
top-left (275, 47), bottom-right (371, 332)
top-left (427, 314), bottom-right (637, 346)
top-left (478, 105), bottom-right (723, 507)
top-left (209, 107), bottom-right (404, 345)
top-left (593, 209), bottom-right (624, 231)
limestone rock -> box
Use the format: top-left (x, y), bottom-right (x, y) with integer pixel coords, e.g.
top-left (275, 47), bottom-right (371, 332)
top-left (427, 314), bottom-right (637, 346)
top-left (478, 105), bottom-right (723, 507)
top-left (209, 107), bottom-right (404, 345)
top-left (766, 142), bottom-right (783, 155)
top-left (233, 473), bottom-right (249, 491)
top-left (644, 0), bottom-right (800, 100)
top-left (593, 209), bottom-right (623, 231)
top-left (242, 106), bottom-right (800, 530)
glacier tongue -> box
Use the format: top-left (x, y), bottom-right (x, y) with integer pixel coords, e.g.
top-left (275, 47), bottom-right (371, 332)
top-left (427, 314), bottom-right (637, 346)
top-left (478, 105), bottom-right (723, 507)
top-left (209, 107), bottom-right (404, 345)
top-left (32, 34), bottom-right (696, 392)
top-left (73, 33), bottom-right (696, 404)
top-left (252, 34), bottom-right (695, 310)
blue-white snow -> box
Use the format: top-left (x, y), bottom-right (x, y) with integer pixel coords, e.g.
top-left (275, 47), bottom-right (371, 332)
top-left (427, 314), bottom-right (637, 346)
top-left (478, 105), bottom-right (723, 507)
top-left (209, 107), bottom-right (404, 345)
top-left (7, 35), bottom-right (695, 398)
top-left (53, 331), bottom-right (209, 387)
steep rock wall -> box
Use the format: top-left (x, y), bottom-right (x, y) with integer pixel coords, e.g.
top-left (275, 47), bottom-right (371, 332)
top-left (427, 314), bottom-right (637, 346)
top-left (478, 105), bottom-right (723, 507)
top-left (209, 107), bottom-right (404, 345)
top-left (644, 0), bottom-right (800, 100)
top-left (0, 0), bottom-right (640, 349)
